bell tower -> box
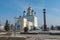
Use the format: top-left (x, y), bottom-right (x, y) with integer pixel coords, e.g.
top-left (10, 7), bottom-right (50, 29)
top-left (26, 7), bottom-right (33, 16)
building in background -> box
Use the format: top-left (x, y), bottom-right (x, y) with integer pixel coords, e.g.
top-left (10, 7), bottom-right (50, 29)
top-left (15, 7), bottom-right (38, 31)
top-left (0, 26), bottom-right (4, 31)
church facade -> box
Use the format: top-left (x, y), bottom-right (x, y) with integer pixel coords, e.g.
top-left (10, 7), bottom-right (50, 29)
top-left (15, 7), bottom-right (38, 31)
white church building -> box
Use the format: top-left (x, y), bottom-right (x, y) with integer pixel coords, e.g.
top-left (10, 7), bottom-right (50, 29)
top-left (15, 7), bottom-right (38, 30)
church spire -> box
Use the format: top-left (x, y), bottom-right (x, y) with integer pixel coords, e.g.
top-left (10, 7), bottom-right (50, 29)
top-left (26, 7), bottom-right (34, 16)
top-left (27, 6), bottom-right (32, 13)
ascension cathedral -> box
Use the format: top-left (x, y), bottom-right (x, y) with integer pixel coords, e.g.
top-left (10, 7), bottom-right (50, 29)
top-left (15, 7), bottom-right (38, 31)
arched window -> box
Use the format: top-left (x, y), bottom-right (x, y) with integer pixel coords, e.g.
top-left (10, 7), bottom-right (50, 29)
top-left (17, 25), bottom-right (20, 30)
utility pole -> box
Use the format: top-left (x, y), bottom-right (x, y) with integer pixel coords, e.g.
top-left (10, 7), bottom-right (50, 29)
top-left (43, 9), bottom-right (47, 31)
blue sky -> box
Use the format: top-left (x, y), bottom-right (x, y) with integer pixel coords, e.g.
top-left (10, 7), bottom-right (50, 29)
top-left (0, 0), bottom-right (60, 27)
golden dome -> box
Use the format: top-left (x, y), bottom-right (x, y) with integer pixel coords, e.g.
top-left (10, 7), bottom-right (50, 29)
top-left (28, 7), bottom-right (32, 11)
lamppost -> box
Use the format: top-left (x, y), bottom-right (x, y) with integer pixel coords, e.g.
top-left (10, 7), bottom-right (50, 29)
top-left (43, 9), bottom-right (47, 31)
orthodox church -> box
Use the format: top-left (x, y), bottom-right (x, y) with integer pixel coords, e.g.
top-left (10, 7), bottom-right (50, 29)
top-left (15, 7), bottom-right (38, 31)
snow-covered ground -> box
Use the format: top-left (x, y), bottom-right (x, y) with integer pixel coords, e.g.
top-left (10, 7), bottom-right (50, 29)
top-left (0, 30), bottom-right (60, 40)
top-left (0, 31), bottom-right (60, 40)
